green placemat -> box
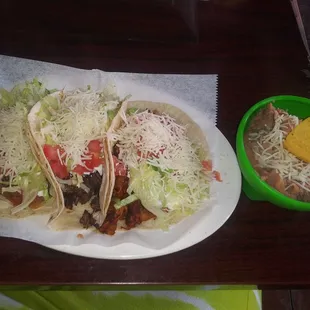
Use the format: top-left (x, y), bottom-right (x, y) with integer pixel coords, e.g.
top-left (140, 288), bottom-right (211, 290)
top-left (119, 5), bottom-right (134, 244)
top-left (0, 287), bottom-right (261, 310)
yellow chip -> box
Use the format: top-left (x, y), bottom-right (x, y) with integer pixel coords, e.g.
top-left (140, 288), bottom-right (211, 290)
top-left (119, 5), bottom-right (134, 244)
top-left (284, 117), bottom-right (310, 163)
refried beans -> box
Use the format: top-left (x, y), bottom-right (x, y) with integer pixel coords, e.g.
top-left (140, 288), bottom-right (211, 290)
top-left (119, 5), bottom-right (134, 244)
top-left (244, 103), bottom-right (310, 202)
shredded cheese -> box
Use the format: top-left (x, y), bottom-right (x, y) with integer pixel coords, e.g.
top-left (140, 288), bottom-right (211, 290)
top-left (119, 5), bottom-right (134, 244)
top-left (40, 89), bottom-right (120, 169)
top-left (0, 105), bottom-right (34, 185)
top-left (249, 109), bottom-right (310, 192)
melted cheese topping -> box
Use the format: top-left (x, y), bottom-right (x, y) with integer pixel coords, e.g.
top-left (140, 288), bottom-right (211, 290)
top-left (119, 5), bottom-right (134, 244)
top-left (42, 89), bottom-right (119, 169)
top-left (0, 105), bottom-right (34, 184)
top-left (249, 110), bottom-right (310, 192)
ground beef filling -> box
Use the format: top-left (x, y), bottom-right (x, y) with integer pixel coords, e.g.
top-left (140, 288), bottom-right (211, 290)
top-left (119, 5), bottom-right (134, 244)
top-left (60, 171), bottom-right (102, 228)
top-left (79, 210), bottom-right (97, 229)
top-left (63, 171), bottom-right (102, 210)
top-left (98, 200), bottom-right (156, 236)
top-left (97, 167), bottom-right (156, 236)
top-left (112, 144), bottom-right (120, 157)
top-left (78, 143), bottom-right (157, 235)
top-left (113, 176), bottom-right (129, 200)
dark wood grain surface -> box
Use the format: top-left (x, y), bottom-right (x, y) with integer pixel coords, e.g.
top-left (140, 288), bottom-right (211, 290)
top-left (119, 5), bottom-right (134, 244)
top-left (291, 290), bottom-right (310, 309)
top-left (0, 0), bottom-right (198, 43)
top-left (263, 290), bottom-right (293, 310)
top-left (0, 0), bottom-right (310, 286)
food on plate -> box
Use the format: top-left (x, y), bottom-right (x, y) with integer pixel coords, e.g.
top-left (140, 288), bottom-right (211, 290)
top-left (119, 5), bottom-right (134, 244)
top-left (0, 78), bottom-right (57, 218)
top-left (244, 103), bottom-right (310, 202)
top-left (27, 85), bottom-right (127, 228)
top-left (97, 101), bottom-right (218, 235)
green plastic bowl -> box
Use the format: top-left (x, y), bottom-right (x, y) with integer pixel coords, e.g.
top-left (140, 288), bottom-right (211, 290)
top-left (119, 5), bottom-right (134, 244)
top-left (236, 95), bottom-right (310, 211)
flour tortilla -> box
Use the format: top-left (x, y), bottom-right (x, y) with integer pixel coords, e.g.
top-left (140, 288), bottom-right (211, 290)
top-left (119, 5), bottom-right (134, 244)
top-left (27, 91), bottom-right (111, 230)
top-left (106, 100), bottom-right (211, 230)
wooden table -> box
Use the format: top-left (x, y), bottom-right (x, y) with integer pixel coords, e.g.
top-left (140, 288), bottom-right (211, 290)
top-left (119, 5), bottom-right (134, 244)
top-left (0, 0), bottom-right (309, 288)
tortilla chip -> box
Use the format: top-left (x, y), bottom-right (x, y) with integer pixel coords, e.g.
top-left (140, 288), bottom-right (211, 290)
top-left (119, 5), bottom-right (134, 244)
top-left (284, 117), bottom-right (310, 163)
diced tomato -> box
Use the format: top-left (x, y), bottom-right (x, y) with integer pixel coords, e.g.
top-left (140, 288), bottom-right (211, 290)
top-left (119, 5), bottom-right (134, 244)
top-left (91, 152), bottom-right (105, 163)
top-left (83, 158), bottom-right (93, 171)
top-left (50, 160), bottom-right (69, 179)
top-left (202, 160), bottom-right (213, 171)
top-left (43, 145), bottom-right (58, 161)
top-left (213, 170), bottom-right (222, 182)
top-left (84, 140), bottom-right (104, 171)
top-left (83, 153), bottom-right (105, 170)
top-left (112, 155), bottom-right (127, 176)
top-left (43, 144), bottom-right (66, 162)
top-left (83, 157), bottom-right (104, 170)
top-left (202, 160), bottom-right (222, 182)
top-left (90, 156), bottom-right (105, 168)
top-left (72, 164), bottom-right (90, 175)
top-left (88, 140), bottom-right (102, 153)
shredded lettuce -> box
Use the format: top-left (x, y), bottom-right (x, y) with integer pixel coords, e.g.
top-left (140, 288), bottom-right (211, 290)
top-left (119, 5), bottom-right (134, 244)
top-left (45, 134), bottom-right (56, 145)
top-left (161, 178), bottom-right (189, 211)
top-left (99, 84), bottom-right (132, 125)
top-left (151, 165), bottom-right (174, 175)
top-left (115, 194), bottom-right (139, 209)
top-left (0, 78), bottom-right (56, 109)
top-left (98, 82), bottom-right (131, 104)
top-left (128, 163), bottom-right (165, 217)
top-left (127, 162), bottom-right (209, 227)
top-left (66, 158), bottom-right (74, 172)
top-left (99, 83), bottom-right (120, 102)
top-left (36, 95), bottom-right (60, 120)
top-left (107, 109), bottom-right (117, 122)
top-left (15, 164), bottom-right (50, 199)
top-left (127, 108), bottom-right (139, 116)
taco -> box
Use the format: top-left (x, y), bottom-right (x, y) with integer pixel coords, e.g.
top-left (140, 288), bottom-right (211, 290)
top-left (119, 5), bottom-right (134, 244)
top-left (98, 101), bottom-right (218, 235)
top-left (27, 85), bottom-right (127, 229)
top-left (0, 78), bottom-right (57, 218)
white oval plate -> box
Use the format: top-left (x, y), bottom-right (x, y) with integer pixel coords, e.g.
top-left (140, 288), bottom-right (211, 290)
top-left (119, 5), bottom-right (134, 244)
top-left (52, 127), bottom-right (241, 259)
top-left (1, 72), bottom-right (241, 259)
